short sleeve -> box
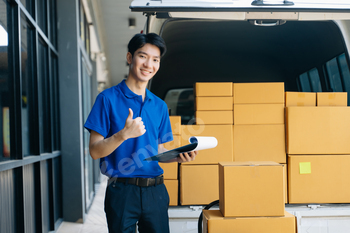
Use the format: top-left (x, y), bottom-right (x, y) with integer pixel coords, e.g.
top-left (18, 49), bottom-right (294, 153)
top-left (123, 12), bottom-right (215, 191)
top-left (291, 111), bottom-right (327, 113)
top-left (158, 102), bottom-right (173, 144)
top-left (84, 93), bottom-right (110, 138)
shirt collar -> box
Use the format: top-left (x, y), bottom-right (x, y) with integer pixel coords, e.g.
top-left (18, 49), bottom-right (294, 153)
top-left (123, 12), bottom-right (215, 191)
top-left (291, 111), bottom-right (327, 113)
top-left (119, 79), bottom-right (153, 101)
top-left (145, 88), bottom-right (154, 101)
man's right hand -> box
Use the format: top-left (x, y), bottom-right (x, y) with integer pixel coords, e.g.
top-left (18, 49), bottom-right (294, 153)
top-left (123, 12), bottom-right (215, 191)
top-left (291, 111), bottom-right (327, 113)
top-left (121, 108), bottom-right (146, 140)
top-left (89, 108), bottom-right (146, 160)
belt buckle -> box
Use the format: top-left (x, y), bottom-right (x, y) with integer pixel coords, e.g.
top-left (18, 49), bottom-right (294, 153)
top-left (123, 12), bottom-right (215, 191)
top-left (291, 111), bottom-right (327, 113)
top-left (136, 178), bottom-right (150, 187)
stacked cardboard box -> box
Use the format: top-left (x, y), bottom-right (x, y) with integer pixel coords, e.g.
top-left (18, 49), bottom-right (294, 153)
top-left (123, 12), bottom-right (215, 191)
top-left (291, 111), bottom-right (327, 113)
top-left (286, 106), bottom-right (350, 155)
top-left (285, 91), bottom-right (316, 107)
top-left (202, 161), bottom-right (296, 233)
top-left (288, 154), bottom-right (350, 204)
top-left (195, 82), bottom-right (233, 125)
top-left (233, 83), bottom-right (286, 164)
top-left (203, 210), bottom-right (296, 233)
top-left (316, 92), bottom-right (347, 106)
top-left (180, 83), bottom-right (234, 205)
top-left (160, 116), bottom-right (181, 206)
top-left (180, 164), bottom-right (219, 205)
top-left (284, 91), bottom-right (316, 203)
top-left (286, 92), bottom-right (350, 203)
top-left (232, 83), bottom-right (287, 202)
top-left (179, 124), bottom-right (233, 205)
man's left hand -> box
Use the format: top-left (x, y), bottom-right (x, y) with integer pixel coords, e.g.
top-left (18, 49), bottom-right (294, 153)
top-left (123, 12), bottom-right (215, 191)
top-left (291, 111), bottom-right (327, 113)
top-left (177, 151), bottom-right (197, 163)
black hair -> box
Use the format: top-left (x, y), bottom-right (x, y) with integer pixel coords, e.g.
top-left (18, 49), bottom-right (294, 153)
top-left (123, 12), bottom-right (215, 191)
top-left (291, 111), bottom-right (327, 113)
top-left (128, 33), bottom-right (167, 57)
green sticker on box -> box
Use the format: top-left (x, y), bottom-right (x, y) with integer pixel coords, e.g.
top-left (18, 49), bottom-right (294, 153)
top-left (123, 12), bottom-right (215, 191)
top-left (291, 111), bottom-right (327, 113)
top-left (299, 162), bottom-right (311, 174)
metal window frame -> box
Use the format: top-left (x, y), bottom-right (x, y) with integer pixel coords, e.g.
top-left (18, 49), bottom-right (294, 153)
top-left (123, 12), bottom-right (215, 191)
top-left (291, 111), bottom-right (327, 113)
top-left (1, 1), bottom-right (62, 232)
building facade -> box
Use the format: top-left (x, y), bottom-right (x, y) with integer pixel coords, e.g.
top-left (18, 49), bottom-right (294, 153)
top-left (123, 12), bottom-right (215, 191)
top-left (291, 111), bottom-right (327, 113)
top-left (0, 0), bottom-right (103, 232)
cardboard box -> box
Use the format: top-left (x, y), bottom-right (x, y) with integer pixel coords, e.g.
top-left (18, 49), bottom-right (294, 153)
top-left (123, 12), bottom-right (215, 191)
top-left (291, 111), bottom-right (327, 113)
top-left (159, 162), bottom-right (178, 180)
top-left (163, 135), bottom-right (181, 151)
top-left (285, 92), bottom-right (316, 107)
top-left (196, 111), bottom-right (233, 125)
top-left (169, 116), bottom-right (182, 135)
top-left (232, 83), bottom-right (284, 104)
top-left (195, 82), bottom-right (233, 97)
top-left (219, 161), bottom-right (284, 217)
top-left (282, 164), bottom-right (288, 204)
top-left (233, 104), bottom-right (284, 125)
top-left (164, 180), bottom-right (178, 206)
top-left (317, 92), bottom-right (348, 106)
top-left (180, 165), bottom-right (219, 205)
top-left (181, 125), bottom-right (233, 164)
top-left (203, 210), bottom-right (296, 233)
top-left (196, 97), bottom-right (233, 111)
top-left (233, 125), bottom-right (286, 163)
top-left (288, 154), bottom-right (350, 204)
top-left (286, 107), bottom-right (350, 154)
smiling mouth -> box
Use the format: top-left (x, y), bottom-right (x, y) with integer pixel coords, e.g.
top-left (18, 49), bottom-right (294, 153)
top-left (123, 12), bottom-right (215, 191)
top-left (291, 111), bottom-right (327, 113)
top-left (141, 69), bottom-right (152, 75)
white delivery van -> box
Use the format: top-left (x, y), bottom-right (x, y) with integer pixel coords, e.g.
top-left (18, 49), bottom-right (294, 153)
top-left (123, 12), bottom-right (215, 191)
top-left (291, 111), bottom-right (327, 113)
top-left (130, 1), bottom-right (350, 232)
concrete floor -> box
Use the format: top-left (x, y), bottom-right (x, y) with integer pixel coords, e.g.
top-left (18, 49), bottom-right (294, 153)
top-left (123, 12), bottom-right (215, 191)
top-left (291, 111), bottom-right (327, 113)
top-left (56, 177), bottom-right (108, 233)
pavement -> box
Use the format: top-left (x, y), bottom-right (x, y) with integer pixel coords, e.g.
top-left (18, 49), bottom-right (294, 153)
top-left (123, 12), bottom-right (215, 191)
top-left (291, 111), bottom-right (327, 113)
top-left (56, 177), bottom-right (109, 233)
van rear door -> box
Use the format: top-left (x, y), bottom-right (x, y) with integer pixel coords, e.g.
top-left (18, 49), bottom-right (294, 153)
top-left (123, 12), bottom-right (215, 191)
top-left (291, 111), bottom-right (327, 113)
top-left (130, 0), bottom-right (350, 37)
top-left (130, 0), bottom-right (350, 16)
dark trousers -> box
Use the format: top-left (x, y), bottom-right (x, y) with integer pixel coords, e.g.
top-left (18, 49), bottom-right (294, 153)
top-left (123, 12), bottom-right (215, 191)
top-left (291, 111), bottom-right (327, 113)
top-left (104, 180), bottom-right (170, 233)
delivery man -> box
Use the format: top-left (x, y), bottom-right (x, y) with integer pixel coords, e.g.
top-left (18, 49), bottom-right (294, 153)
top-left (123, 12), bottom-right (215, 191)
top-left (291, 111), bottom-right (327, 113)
top-left (84, 33), bottom-right (197, 233)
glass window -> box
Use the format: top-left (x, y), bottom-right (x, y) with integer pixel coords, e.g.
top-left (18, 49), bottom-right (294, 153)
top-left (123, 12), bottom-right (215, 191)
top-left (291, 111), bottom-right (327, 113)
top-left (298, 72), bottom-right (311, 92)
top-left (38, 39), bottom-right (51, 153)
top-left (326, 57), bottom-right (343, 92)
top-left (0, 0), bottom-right (10, 160)
top-left (20, 0), bottom-right (34, 17)
top-left (338, 54), bottom-right (350, 106)
top-left (80, 3), bottom-right (85, 42)
top-left (51, 53), bottom-right (59, 150)
top-left (85, 16), bottom-right (90, 56)
top-left (82, 58), bottom-right (94, 209)
top-left (37, 0), bottom-right (48, 35)
top-left (308, 68), bottom-right (322, 92)
top-left (79, 2), bottom-right (90, 55)
top-left (21, 17), bottom-right (36, 156)
top-left (298, 68), bottom-right (322, 92)
top-left (164, 88), bottom-right (194, 125)
top-left (49, 0), bottom-right (57, 48)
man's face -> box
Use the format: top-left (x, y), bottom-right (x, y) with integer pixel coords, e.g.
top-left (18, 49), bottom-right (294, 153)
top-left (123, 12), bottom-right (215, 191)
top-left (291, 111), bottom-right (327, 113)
top-left (127, 43), bottom-right (161, 83)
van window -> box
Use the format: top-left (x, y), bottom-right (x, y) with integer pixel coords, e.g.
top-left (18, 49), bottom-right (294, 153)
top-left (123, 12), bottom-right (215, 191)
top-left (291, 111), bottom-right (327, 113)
top-left (338, 53), bottom-right (350, 91)
top-left (297, 68), bottom-right (321, 92)
top-left (323, 53), bottom-right (350, 105)
top-left (309, 69), bottom-right (322, 92)
top-left (298, 72), bottom-right (312, 92)
top-left (325, 57), bottom-right (343, 92)
top-left (164, 88), bottom-right (194, 125)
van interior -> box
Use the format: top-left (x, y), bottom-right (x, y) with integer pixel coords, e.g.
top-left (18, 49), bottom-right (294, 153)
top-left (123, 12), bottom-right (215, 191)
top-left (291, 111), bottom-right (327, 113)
top-left (150, 19), bottom-right (350, 123)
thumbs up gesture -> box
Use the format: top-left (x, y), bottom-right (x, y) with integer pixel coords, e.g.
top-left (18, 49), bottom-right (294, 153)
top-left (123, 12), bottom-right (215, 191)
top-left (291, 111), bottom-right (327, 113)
top-left (122, 108), bottom-right (146, 140)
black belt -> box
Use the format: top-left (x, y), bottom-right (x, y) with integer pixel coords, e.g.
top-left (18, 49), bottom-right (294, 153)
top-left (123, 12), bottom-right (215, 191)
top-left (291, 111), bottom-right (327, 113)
top-left (108, 175), bottom-right (164, 187)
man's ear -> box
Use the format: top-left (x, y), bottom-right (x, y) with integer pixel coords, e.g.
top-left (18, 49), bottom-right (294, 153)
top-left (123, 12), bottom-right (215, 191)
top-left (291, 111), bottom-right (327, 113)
top-left (126, 52), bottom-right (132, 65)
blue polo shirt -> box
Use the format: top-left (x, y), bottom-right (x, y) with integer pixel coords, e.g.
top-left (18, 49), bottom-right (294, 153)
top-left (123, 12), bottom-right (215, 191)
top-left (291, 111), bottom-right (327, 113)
top-left (84, 80), bottom-right (173, 178)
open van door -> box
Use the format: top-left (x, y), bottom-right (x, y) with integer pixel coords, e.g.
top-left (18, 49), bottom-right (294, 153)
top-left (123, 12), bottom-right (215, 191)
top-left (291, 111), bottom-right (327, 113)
top-left (130, 1), bottom-right (350, 20)
top-left (130, 0), bottom-right (350, 12)
top-left (130, 0), bottom-right (350, 36)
